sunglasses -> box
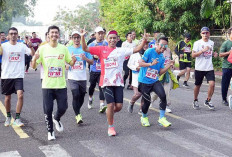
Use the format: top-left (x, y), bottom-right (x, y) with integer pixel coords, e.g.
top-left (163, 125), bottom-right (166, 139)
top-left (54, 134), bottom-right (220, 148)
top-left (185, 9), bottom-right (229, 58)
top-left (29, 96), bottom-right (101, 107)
top-left (73, 37), bottom-right (80, 39)
top-left (159, 44), bottom-right (168, 48)
top-left (201, 32), bottom-right (209, 35)
top-left (9, 33), bottom-right (18, 35)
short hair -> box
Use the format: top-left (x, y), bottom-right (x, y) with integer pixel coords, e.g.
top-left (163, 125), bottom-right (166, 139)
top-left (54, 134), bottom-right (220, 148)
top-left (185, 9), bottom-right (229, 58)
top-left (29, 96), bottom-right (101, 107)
top-left (45, 32), bottom-right (48, 36)
top-left (0, 32), bottom-right (5, 34)
top-left (158, 36), bottom-right (168, 43)
top-left (103, 28), bottom-right (106, 33)
top-left (8, 27), bottom-right (18, 33)
top-left (125, 32), bottom-right (132, 38)
top-left (48, 25), bottom-right (60, 33)
top-left (32, 32), bottom-right (36, 35)
top-left (228, 27), bottom-right (232, 35)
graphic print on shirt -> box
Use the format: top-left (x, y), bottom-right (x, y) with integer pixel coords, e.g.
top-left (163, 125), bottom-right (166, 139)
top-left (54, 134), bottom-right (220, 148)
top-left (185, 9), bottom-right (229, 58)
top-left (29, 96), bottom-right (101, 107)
top-left (104, 57), bottom-right (118, 69)
top-left (9, 52), bottom-right (21, 62)
top-left (96, 60), bottom-right (101, 70)
top-left (146, 68), bottom-right (158, 79)
top-left (201, 45), bottom-right (213, 59)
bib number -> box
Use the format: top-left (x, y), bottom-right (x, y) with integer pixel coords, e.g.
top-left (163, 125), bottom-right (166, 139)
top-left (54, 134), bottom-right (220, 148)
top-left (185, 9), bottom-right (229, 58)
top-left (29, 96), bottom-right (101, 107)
top-left (9, 52), bottom-right (21, 62)
top-left (72, 61), bottom-right (83, 70)
top-left (146, 68), bottom-right (158, 79)
top-left (48, 67), bottom-right (63, 77)
top-left (96, 62), bottom-right (101, 70)
top-left (183, 47), bottom-right (191, 53)
top-left (104, 57), bottom-right (118, 69)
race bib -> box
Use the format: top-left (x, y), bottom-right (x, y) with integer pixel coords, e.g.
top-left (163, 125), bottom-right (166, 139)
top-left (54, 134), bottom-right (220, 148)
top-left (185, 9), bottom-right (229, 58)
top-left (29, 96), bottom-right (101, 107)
top-left (183, 47), bottom-right (191, 53)
top-left (72, 61), bottom-right (84, 70)
top-left (96, 62), bottom-right (101, 70)
top-left (104, 57), bottom-right (118, 69)
top-left (146, 68), bottom-right (158, 79)
top-left (48, 67), bottom-right (63, 77)
top-left (9, 52), bottom-right (21, 62)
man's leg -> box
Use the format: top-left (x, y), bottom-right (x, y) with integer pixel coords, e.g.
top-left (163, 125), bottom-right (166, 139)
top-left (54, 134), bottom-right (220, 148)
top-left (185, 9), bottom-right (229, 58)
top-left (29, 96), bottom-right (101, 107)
top-left (88, 72), bottom-right (97, 109)
top-left (55, 88), bottom-right (68, 121)
top-left (4, 95), bottom-right (11, 113)
top-left (185, 67), bottom-right (191, 82)
top-left (221, 68), bottom-right (232, 104)
top-left (207, 81), bottom-right (215, 100)
top-left (193, 70), bottom-right (204, 109)
top-left (16, 90), bottom-right (23, 115)
top-left (194, 85), bottom-right (201, 100)
top-left (177, 61), bottom-right (186, 81)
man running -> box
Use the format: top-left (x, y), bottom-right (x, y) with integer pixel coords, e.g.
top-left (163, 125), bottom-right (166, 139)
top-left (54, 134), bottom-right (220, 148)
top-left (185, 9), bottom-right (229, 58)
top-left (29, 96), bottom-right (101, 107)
top-left (0, 27), bottom-right (35, 127)
top-left (67, 31), bottom-right (93, 124)
top-left (88, 26), bottom-right (107, 113)
top-left (138, 36), bottom-right (174, 127)
top-left (175, 33), bottom-right (193, 87)
top-left (192, 27), bottom-right (218, 110)
top-left (81, 29), bottom-right (149, 136)
top-left (32, 25), bottom-right (77, 141)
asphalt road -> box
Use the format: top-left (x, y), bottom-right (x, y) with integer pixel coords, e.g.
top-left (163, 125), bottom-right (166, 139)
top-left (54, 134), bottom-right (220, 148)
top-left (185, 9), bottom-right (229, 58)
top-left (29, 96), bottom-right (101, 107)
top-left (0, 68), bottom-right (232, 157)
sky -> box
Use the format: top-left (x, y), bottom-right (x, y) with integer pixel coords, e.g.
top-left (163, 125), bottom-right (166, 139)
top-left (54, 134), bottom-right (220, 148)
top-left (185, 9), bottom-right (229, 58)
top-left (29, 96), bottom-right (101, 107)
top-left (29, 0), bottom-right (95, 25)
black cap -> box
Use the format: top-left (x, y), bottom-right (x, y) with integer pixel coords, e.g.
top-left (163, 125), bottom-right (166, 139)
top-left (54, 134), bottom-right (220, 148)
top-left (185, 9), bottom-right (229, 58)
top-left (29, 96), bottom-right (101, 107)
top-left (184, 33), bottom-right (191, 39)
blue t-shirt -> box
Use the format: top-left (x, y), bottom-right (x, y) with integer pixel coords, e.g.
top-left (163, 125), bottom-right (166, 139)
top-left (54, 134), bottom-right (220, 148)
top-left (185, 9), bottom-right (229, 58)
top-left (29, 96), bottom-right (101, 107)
top-left (138, 48), bottom-right (165, 84)
top-left (67, 45), bottom-right (93, 81)
top-left (148, 39), bottom-right (156, 48)
top-left (88, 40), bottom-right (108, 72)
top-left (0, 40), bottom-right (8, 63)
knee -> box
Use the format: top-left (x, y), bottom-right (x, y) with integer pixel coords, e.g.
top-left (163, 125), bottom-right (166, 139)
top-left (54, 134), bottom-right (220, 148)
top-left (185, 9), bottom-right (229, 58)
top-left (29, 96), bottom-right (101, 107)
top-left (72, 90), bottom-right (80, 99)
top-left (18, 93), bottom-right (23, 100)
top-left (209, 81), bottom-right (215, 88)
top-left (115, 104), bottom-right (123, 112)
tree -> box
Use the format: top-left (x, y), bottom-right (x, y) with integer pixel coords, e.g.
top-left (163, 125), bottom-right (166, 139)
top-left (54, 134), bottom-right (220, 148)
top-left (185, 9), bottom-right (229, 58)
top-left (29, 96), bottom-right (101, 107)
top-left (53, 1), bottom-right (101, 33)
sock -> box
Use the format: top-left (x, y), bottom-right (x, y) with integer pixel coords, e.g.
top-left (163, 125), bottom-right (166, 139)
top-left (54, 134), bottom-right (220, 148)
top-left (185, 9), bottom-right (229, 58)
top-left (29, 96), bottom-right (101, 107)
top-left (194, 99), bottom-right (198, 102)
top-left (100, 103), bottom-right (104, 106)
top-left (160, 110), bottom-right (165, 118)
top-left (177, 76), bottom-right (180, 81)
top-left (15, 113), bottom-right (20, 119)
top-left (206, 98), bottom-right (211, 102)
top-left (89, 97), bottom-right (92, 101)
top-left (7, 112), bottom-right (11, 117)
top-left (108, 124), bottom-right (114, 128)
top-left (142, 112), bottom-right (147, 118)
top-left (184, 81), bottom-right (187, 84)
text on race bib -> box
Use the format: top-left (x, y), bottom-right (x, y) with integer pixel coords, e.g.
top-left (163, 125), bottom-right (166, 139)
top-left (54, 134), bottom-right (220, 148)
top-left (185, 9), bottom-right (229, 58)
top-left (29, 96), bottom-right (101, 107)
top-left (146, 68), bottom-right (158, 79)
top-left (96, 62), bottom-right (101, 70)
top-left (72, 61), bottom-right (84, 70)
top-left (9, 52), bottom-right (21, 62)
top-left (183, 46), bottom-right (191, 53)
top-left (104, 57), bottom-right (118, 69)
top-left (48, 67), bottom-right (63, 77)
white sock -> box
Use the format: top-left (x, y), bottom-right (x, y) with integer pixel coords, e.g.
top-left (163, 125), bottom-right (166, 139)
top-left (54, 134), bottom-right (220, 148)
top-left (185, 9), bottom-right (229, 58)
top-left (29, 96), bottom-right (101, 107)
top-left (89, 97), bottom-right (92, 101)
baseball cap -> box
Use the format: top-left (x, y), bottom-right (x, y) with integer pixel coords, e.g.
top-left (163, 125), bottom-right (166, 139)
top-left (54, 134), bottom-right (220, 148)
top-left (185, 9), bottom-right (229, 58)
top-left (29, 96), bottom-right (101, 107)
top-left (184, 33), bottom-right (191, 39)
top-left (95, 26), bottom-right (104, 33)
top-left (106, 30), bottom-right (118, 36)
top-left (71, 31), bottom-right (81, 36)
top-left (201, 27), bottom-right (210, 32)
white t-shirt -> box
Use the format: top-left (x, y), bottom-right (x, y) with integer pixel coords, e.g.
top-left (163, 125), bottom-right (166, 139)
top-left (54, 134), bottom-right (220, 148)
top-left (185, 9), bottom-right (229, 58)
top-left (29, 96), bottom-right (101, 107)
top-left (1, 42), bottom-right (31, 79)
top-left (193, 39), bottom-right (214, 71)
top-left (122, 41), bottom-right (137, 60)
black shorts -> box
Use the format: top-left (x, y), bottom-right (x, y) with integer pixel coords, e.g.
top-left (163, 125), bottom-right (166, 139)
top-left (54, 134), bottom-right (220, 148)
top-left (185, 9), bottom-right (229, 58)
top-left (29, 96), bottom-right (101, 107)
top-left (68, 80), bottom-right (87, 93)
top-left (1, 78), bottom-right (24, 95)
top-left (89, 72), bottom-right (100, 84)
top-left (179, 61), bottom-right (191, 70)
top-left (102, 86), bottom-right (123, 104)
top-left (195, 70), bottom-right (215, 85)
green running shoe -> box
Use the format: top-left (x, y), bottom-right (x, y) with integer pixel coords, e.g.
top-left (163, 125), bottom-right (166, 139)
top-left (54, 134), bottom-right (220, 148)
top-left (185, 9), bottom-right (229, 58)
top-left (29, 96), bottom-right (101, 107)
top-left (141, 117), bottom-right (150, 127)
top-left (75, 114), bottom-right (83, 124)
top-left (158, 117), bottom-right (171, 127)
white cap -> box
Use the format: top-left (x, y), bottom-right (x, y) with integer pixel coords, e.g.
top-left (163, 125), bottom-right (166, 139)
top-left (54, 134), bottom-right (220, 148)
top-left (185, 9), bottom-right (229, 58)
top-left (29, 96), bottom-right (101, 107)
top-left (95, 26), bottom-right (104, 33)
top-left (71, 31), bottom-right (81, 36)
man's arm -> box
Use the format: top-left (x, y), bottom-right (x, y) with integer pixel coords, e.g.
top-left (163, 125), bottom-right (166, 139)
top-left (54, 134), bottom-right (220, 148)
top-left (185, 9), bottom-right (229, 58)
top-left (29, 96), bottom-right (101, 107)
top-left (80, 53), bottom-right (94, 65)
top-left (159, 60), bottom-right (174, 75)
top-left (80, 29), bottom-right (90, 52)
top-left (69, 55), bottom-right (77, 66)
top-left (139, 58), bottom-right (158, 67)
top-left (31, 52), bottom-right (40, 69)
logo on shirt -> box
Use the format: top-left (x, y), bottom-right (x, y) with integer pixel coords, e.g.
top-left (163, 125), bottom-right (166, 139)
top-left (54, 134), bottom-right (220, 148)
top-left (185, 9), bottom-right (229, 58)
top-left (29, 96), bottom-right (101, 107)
top-left (58, 54), bottom-right (64, 59)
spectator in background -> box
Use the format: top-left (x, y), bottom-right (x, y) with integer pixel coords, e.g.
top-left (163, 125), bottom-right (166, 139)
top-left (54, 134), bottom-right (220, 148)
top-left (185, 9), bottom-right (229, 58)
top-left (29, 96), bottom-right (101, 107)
top-left (132, 31), bottom-right (139, 45)
top-left (149, 31), bottom-right (159, 48)
top-left (24, 36), bottom-right (34, 74)
top-left (116, 35), bottom-right (123, 47)
top-left (30, 32), bottom-right (42, 51)
top-left (87, 33), bottom-right (96, 46)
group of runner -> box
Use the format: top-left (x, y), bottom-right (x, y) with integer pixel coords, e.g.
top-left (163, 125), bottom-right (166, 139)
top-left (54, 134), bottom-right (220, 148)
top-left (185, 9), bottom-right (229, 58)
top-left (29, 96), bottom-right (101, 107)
top-left (1, 25), bottom-right (232, 141)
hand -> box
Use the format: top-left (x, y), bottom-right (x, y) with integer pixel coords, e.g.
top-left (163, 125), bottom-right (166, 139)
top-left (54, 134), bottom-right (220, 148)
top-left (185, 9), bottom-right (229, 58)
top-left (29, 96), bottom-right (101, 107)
top-left (27, 41), bottom-right (32, 48)
top-left (80, 27), bottom-right (88, 36)
top-left (141, 29), bottom-right (150, 41)
top-left (169, 60), bottom-right (175, 66)
top-left (71, 55), bottom-right (77, 63)
top-left (151, 58), bottom-right (159, 66)
top-left (213, 51), bottom-right (218, 58)
top-left (136, 66), bottom-right (140, 71)
top-left (180, 54), bottom-right (183, 58)
top-left (80, 53), bottom-right (87, 60)
top-left (33, 52), bottom-right (40, 60)
top-left (202, 46), bottom-right (210, 52)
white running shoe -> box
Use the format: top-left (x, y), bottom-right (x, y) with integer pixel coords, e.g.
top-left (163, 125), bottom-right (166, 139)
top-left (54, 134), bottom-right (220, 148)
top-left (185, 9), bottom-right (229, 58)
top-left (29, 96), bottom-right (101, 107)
top-left (165, 107), bottom-right (172, 113)
top-left (4, 117), bottom-right (12, 127)
top-left (88, 98), bottom-right (93, 109)
top-left (53, 118), bottom-right (64, 132)
top-left (48, 131), bottom-right (56, 141)
top-left (13, 119), bottom-right (24, 127)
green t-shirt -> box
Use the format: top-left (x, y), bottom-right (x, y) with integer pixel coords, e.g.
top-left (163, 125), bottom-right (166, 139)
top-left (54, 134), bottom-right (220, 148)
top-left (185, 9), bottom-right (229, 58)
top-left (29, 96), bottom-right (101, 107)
top-left (36, 43), bottom-right (72, 89)
top-left (220, 40), bottom-right (232, 69)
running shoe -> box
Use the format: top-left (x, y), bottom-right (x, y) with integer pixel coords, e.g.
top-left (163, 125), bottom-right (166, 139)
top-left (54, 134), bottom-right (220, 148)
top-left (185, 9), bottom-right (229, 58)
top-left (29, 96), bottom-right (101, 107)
top-left (222, 100), bottom-right (229, 106)
top-left (48, 131), bottom-right (56, 141)
top-left (75, 114), bottom-right (83, 124)
top-left (88, 98), bottom-right (93, 109)
top-left (183, 82), bottom-right (189, 87)
top-left (138, 109), bottom-right (142, 115)
top-left (165, 106), bottom-right (172, 113)
top-left (13, 119), bottom-right (24, 127)
top-left (99, 104), bottom-right (107, 113)
top-left (158, 117), bottom-right (171, 127)
top-left (108, 127), bottom-right (116, 136)
top-left (192, 100), bottom-right (199, 110)
top-left (127, 102), bottom-right (134, 113)
top-left (53, 118), bottom-right (64, 132)
top-left (228, 95), bottom-right (232, 110)
top-left (4, 117), bottom-right (12, 127)
top-left (141, 117), bottom-right (150, 127)
top-left (204, 100), bottom-right (215, 110)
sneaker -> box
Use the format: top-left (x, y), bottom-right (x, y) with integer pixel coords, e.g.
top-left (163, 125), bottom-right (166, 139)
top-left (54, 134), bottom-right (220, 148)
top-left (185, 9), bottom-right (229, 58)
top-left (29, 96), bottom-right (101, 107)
top-left (228, 95), bottom-right (232, 110)
top-left (222, 100), bottom-right (229, 106)
top-left (75, 114), bottom-right (83, 124)
top-left (99, 104), bottom-right (107, 113)
top-left (204, 100), bottom-right (215, 110)
top-left (88, 98), bottom-right (93, 109)
top-left (4, 117), bottom-right (12, 127)
top-left (53, 118), bottom-right (64, 132)
top-left (192, 100), bottom-right (199, 110)
top-left (13, 119), bottom-right (24, 127)
top-left (183, 82), bottom-right (189, 87)
top-left (141, 117), bottom-right (150, 127)
top-left (127, 85), bottom-right (133, 90)
top-left (25, 70), bottom-right (28, 74)
top-left (108, 127), bottom-right (116, 136)
top-left (158, 117), bottom-right (171, 127)
top-left (138, 109), bottom-right (142, 115)
top-left (128, 102), bottom-right (134, 113)
top-left (48, 131), bottom-right (56, 141)
top-left (165, 106), bottom-right (172, 113)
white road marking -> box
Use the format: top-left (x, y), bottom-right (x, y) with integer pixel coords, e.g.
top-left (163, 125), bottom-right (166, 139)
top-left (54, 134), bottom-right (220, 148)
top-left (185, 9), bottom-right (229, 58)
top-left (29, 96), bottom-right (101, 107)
top-left (0, 151), bottom-right (21, 157)
top-left (39, 144), bottom-right (71, 157)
